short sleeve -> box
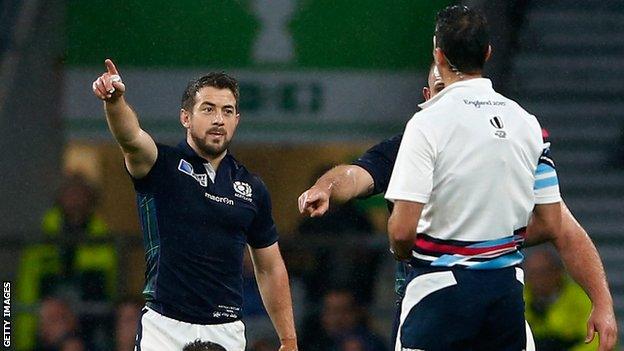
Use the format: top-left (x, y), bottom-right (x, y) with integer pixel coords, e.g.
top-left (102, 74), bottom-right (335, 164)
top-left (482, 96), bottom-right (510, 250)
top-left (385, 121), bottom-right (435, 204)
top-left (534, 143), bottom-right (562, 204)
top-left (352, 134), bottom-right (402, 195)
top-left (130, 143), bottom-right (170, 194)
top-left (247, 179), bottom-right (279, 248)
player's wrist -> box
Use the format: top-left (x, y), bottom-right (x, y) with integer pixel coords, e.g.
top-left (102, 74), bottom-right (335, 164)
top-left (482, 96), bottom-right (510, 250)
top-left (280, 337), bottom-right (297, 350)
top-left (314, 179), bottom-right (333, 195)
top-left (105, 94), bottom-right (125, 105)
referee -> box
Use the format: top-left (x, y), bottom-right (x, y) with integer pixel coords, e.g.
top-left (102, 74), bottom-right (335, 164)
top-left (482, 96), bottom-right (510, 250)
top-left (384, 5), bottom-right (562, 350)
top-left (92, 60), bottom-right (297, 351)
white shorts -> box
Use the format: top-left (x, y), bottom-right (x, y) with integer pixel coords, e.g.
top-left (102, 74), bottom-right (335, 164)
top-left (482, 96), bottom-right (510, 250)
top-left (135, 307), bottom-right (246, 351)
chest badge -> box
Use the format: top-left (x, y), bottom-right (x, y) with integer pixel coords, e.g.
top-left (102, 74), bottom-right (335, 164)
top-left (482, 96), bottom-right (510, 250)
top-left (178, 159), bottom-right (208, 187)
top-left (233, 181), bottom-right (253, 202)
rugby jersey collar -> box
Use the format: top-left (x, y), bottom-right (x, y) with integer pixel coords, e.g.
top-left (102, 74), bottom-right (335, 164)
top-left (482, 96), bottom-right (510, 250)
top-left (418, 77), bottom-right (494, 110)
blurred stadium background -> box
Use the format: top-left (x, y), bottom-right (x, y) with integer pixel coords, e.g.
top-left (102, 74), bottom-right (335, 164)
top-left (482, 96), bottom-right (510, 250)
top-left (1, 0), bottom-right (623, 350)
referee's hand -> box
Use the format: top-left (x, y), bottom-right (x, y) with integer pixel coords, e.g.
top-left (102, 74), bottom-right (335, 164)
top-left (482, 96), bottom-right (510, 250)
top-left (92, 58), bottom-right (125, 102)
top-left (298, 186), bottom-right (330, 217)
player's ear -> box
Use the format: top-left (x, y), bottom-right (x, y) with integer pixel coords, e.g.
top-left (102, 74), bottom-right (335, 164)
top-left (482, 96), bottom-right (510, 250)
top-left (485, 44), bottom-right (493, 62)
top-left (180, 109), bottom-right (190, 129)
top-left (434, 48), bottom-right (446, 70)
top-left (423, 87), bottom-right (431, 101)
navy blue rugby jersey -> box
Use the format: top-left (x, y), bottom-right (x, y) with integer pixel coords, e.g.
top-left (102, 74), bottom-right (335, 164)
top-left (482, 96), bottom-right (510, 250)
top-left (131, 140), bottom-right (278, 324)
top-left (352, 133), bottom-right (402, 197)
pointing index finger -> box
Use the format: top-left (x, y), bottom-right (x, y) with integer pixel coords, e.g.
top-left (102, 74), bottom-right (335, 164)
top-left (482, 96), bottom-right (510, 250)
top-left (105, 59), bottom-right (119, 75)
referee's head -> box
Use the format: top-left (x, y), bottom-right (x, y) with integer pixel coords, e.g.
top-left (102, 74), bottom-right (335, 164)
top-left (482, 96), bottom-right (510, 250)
top-left (433, 5), bottom-right (491, 77)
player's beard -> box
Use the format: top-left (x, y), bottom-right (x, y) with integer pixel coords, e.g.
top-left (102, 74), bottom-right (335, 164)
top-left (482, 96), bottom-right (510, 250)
top-left (191, 129), bottom-right (232, 158)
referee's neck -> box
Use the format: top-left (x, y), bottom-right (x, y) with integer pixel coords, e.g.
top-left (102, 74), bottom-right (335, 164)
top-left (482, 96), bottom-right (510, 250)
top-left (442, 72), bottom-right (483, 88)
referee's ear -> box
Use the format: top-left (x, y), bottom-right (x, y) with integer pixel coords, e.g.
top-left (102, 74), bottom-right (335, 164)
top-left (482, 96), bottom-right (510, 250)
top-left (180, 109), bottom-right (191, 129)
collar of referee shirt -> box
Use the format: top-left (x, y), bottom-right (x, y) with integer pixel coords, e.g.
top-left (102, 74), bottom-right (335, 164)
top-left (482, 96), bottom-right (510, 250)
top-left (418, 77), bottom-right (493, 110)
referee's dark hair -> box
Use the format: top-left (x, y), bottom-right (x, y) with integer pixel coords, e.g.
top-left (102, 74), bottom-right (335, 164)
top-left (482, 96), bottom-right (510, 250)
top-left (181, 72), bottom-right (239, 112)
top-left (434, 5), bottom-right (489, 74)
top-left (182, 339), bottom-right (226, 351)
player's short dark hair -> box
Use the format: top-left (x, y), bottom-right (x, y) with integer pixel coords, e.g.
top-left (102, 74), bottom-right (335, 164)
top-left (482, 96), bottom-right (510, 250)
top-left (182, 339), bottom-right (226, 351)
top-left (181, 72), bottom-right (239, 112)
top-left (434, 5), bottom-right (489, 73)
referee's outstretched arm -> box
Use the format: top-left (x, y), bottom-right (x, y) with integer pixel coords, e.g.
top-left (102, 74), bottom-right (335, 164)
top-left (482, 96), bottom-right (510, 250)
top-left (92, 59), bottom-right (158, 179)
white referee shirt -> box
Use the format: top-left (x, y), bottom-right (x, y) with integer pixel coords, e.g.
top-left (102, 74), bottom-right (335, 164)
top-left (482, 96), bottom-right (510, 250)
top-left (385, 78), bottom-right (561, 243)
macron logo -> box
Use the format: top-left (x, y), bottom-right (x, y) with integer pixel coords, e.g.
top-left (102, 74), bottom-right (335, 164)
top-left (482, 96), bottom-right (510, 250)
top-left (178, 159), bottom-right (208, 187)
top-left (205, 193), bottom-right (234, 206)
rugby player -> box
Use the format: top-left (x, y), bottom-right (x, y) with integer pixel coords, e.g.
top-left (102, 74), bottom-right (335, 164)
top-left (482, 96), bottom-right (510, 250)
top-left (92, 60), bottom-right (297, 351)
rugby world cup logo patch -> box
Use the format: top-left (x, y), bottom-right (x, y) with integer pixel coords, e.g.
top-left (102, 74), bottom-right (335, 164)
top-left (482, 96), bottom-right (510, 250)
top-left (233, 181), bottom-right (252, 198)
top-left (178, 159), bottom-right (208, 187)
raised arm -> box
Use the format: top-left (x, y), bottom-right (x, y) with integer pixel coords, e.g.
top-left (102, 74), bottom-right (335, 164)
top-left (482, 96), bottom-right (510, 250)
top-left (92, 59), bottom-right (157, 179)
top-left (525, 201), bottom-right (617, 350)
top-left (298, 165), bottom-right (374, 217)
top-left (249, 243), bottom-right (298, 351)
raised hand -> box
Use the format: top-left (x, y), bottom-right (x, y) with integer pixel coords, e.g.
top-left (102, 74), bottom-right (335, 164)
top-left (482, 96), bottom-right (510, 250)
top-left (92, 59), bottom-right (125, 101)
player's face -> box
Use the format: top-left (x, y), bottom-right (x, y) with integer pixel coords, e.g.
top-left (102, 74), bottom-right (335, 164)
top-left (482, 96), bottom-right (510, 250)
top-left (422, 65), bottom-right (445, 101)
top-left (182, 86), bottom-right (239, 158)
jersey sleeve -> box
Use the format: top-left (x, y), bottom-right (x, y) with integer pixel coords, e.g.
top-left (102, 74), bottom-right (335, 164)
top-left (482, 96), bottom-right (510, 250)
top-left (247, 179), bottom-right (279, 249)
top-left (534, 142), bottom-right (562, 204)
top-left (384, 121), bottom-right (435, 204)
top-left (129, 143), bottom-right (170, 194)
top-left (351, 134), bottom-right (402, 195)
